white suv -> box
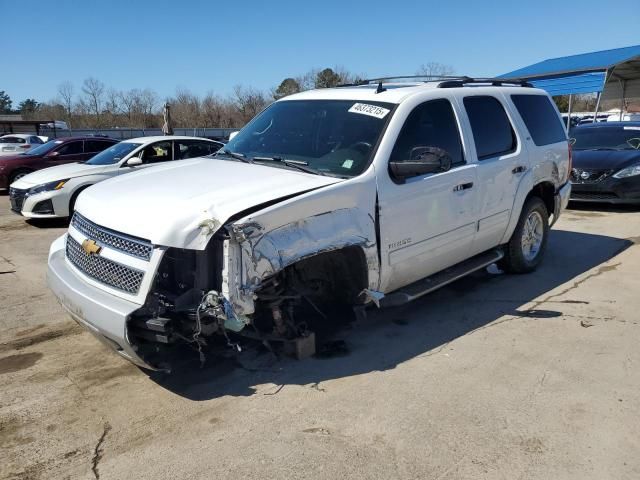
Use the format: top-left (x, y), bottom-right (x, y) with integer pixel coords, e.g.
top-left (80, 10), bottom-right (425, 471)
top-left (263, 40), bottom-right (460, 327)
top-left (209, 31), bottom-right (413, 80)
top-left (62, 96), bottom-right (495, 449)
top-left (47, 78), bottom-right (571, 370)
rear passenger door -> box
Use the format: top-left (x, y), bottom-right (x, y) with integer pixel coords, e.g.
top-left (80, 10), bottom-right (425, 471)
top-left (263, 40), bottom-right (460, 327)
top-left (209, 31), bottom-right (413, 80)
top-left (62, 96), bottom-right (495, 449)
top-left (461, 95), bottom-right (527, 256)
top-left (378, 98), bottom-right (479, 292)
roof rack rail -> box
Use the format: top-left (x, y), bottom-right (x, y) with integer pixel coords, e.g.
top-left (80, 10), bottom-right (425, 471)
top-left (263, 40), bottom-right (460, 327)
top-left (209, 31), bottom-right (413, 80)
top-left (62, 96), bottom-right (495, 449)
top-left (337, 75), bottom-right (532, 89)
top-left (337, 75), bottom-right (471, 87)
top-left (437, 77), bottom-right (533, 88)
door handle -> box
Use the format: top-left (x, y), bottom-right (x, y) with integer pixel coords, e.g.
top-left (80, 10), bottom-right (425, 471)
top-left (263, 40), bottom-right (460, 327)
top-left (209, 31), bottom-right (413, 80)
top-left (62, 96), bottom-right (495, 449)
top-left (453, 182), bottom-right (474, 192)
top-left (512, 166), bottom-right (526, 174)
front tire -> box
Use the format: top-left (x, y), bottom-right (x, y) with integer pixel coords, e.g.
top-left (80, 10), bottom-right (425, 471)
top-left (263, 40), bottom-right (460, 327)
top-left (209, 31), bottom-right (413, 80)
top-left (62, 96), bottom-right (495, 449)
top-left (499, 196), bottom-right (549, 273)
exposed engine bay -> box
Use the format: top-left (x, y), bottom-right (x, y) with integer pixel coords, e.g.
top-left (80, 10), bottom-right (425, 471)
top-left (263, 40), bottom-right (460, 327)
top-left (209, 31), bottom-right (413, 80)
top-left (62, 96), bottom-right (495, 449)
top-left (128, 227), bottom-right (367, 370)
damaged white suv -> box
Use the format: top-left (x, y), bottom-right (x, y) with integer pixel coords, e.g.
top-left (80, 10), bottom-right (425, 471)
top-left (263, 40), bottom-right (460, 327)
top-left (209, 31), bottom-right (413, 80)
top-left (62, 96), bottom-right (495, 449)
top-left (47, 77), bottom-right (571, 370)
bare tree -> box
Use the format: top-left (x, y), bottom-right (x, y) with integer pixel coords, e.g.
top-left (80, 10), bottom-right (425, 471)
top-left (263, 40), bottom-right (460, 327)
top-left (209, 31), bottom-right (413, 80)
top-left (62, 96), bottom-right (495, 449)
top-left (81, 77), bottom-right (105, 125)
top-left (416, 62), bottom-right (455, 79)
top-left (233, 85), bottom-right (269, 124)
top-left (57, 81), bottom-right (74, 123)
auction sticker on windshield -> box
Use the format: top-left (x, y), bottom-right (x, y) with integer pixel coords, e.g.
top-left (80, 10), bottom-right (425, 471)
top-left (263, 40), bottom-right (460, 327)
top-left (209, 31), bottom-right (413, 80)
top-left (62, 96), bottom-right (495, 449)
top-left (348, 103), bottom-right (390, 119)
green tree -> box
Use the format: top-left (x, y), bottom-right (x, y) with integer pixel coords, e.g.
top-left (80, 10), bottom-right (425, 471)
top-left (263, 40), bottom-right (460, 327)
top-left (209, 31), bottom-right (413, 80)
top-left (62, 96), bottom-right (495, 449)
top-left (19, 98), bottom-right (39, 115)
top-left (273, 78), bottom-right (301, 99)
top-left (315, 68), bottom-right (342, 89)
top-left (0, 90), bottom-right (12, 113)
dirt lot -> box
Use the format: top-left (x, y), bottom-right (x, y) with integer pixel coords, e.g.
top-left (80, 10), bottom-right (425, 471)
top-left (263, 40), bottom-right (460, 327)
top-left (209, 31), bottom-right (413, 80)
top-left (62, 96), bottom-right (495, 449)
top-left (1, 195), bottom-right (639, 480)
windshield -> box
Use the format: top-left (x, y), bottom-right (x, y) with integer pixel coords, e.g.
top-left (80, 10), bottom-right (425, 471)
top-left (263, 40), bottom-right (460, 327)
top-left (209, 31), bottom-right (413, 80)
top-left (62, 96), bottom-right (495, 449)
top-left (223, 99), bottom-right (395, 177)
top-left (86, 142), bottom-right (141, 165)
top-left (22, 140), bottom-right (62, 156)
top-left (571, 126), bottom-right (640, 151)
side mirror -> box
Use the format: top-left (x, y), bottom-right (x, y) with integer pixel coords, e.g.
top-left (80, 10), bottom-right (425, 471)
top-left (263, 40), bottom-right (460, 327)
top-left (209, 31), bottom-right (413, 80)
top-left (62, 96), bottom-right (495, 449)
top-left (47, 151), bottom-right (60, 157)
top-left (389, 147), bottom-right (452, 181)
top-left (126, 156), bottom-right (143, 166)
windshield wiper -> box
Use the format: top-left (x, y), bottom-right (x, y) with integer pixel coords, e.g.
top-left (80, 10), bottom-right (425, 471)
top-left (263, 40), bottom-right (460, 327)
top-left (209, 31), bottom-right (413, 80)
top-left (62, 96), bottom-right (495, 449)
top-left (217, 149), bottom-right (253, 163)
top-left (252, 156), bottom-right (328, 176)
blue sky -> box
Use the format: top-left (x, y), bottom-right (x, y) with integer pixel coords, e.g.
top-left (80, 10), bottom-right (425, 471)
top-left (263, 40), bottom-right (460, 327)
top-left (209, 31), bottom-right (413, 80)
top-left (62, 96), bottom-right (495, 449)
top-left (3, 0), bottom-right (639, 104)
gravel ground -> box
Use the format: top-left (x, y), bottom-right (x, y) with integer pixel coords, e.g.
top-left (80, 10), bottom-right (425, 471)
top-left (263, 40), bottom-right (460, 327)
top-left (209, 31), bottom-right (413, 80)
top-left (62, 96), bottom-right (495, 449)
top-left (1, 196), bottom-right (639, 480)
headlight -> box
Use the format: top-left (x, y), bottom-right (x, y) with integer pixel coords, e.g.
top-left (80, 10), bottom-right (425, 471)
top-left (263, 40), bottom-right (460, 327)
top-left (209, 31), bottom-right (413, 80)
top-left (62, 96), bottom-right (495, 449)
top-left (27, 179), bottom-right (69, 195)
top-left (613, 165), bottom-right (640, 179)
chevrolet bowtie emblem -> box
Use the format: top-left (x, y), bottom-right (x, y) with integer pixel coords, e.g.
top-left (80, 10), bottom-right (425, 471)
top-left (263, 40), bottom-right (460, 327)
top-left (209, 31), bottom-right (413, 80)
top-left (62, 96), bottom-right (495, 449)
top-left (82, 239), bottom-right (102, 256)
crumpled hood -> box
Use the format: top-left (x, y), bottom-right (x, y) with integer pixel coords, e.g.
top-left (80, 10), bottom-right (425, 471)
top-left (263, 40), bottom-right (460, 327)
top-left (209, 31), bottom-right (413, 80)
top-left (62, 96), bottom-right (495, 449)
top-left (12, 162), bottom-right (109, 187)
top-left (75, 157), bottom-right (341, 249)
top-left (572, 149), bottom-right (640, 171)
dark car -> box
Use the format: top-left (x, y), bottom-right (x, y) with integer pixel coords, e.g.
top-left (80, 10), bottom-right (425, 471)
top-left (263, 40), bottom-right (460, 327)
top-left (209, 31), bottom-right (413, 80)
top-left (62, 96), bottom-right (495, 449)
top-left (0, 136), bottom-right (118, 190)
top-left (569, 122), bottom-right (640, 204)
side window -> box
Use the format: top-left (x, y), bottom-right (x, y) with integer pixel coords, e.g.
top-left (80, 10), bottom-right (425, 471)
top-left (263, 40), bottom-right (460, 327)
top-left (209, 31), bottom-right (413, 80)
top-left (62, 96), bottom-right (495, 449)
top-left (174, 140), bottom-right (209, 160)
top-left (85, 140), bottom-right (112, 153)
top-left (57, 141), bottom-right (83, 156)
top-left (30, 136), bottom-right (43, 144)
top-left (463, 96), bottom-right (516, 160)
top-left (511, 94), bottom-right (567, 146)
top-left (141, 141), bottom-right (172, 163)
top-left (390, 99), bottom-right (465, 167)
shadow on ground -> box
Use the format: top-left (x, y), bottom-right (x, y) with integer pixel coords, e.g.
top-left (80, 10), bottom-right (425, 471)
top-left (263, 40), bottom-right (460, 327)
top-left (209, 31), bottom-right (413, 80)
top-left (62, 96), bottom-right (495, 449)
top-left (26, 218), bottom-right (70, 229)
top-left (148, 228), bottom-right (633, 400)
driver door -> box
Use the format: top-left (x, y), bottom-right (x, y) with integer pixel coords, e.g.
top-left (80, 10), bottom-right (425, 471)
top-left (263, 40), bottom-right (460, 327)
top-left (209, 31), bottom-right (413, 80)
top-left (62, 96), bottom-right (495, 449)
top-left (377, 98), bottom-right (479, 292)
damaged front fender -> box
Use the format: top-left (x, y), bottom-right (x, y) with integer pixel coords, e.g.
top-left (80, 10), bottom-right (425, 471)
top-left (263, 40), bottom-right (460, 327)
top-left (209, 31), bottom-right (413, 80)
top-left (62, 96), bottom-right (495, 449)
top-left (226, 207), bottom-right (380, 316)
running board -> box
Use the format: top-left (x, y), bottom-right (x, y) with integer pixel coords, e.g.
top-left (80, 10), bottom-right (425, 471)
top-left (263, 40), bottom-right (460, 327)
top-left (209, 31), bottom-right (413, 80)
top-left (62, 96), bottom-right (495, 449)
top-left (379, 249), bottom-right (504, 308)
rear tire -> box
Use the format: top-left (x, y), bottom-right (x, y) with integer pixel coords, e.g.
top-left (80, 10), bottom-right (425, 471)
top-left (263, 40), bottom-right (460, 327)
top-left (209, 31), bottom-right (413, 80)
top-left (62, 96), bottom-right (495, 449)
top-left (499, 196), bottom-right (549, 273)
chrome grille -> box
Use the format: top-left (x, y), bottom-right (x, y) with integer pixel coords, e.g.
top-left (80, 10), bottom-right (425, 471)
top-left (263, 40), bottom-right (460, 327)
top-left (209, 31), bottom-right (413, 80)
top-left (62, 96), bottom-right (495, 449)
top-left (9, 188), bottom-right (27, 213)
top-left (66, 235), bottom-right (144, 294)
top-left (71, 212), bottom-right (152, 260)
top-left (570, 168), bottom-right (613, 184)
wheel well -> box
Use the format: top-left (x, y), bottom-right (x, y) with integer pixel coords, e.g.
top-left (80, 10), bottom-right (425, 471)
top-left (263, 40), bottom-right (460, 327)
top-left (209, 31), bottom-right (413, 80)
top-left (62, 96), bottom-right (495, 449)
top-left (69, 185), bottom-right (91, 212)
top-left (528, 182), bottom-right (554, 217)
top-left (252, 246), bottom-right (369, 337)
top-left (9, 168), bottom-right (33, 184)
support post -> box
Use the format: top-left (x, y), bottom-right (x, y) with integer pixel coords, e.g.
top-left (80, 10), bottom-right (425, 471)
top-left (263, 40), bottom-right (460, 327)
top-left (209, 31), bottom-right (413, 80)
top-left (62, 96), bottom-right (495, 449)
top-left (593, 91), bottom-right (601, 121)
top-left (566, 94), bottom-right (573, 129)
top-left (620, 80), bottom-right (626, 121)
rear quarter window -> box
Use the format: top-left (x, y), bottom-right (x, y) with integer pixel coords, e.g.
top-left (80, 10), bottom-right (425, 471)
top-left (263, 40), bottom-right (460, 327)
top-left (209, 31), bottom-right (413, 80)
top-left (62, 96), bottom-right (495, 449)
top-left (511, 94), bottom-right (567, 146)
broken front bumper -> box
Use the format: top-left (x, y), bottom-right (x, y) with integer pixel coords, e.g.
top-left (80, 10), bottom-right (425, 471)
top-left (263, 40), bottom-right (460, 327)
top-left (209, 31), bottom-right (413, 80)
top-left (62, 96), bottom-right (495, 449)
top-left (47, 235), bottom-right (156, 370)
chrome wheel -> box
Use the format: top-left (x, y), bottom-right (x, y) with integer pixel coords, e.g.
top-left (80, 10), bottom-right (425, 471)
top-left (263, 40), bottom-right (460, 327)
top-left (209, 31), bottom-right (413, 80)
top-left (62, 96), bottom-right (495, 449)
top-left (521, 211), bottom-right (544, 262)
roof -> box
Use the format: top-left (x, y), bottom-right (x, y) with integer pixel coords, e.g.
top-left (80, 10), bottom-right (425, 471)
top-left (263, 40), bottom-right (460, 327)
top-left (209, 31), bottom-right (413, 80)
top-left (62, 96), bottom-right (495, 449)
top-left (500, 45), bottom-right (640, 98)
top-left (503, 45), bottom-right (640, 79)
top-left (282, 82), bottom-right (543, 104)
top-left (123, 136), bottom-right (222, 144)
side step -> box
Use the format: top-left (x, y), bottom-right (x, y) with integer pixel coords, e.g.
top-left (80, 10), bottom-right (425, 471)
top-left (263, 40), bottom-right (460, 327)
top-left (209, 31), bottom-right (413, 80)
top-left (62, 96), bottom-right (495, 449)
top-left (380, 249), bottom-right (504, 308)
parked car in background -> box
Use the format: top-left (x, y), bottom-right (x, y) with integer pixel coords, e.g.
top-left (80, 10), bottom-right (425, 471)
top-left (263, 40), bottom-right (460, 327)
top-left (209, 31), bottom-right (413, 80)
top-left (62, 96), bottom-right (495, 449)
top-left (10, 136), bottom-right (223, 218)
top-left (40, 120), bottom-right (70, 130)
top-left (0, 136), bottom-right (117, 190)
top-left (569, 122), bottom-right (640, 204)
top-left (0, 134), bottom-right (45, 157)
top-left (606, 113), bottom-right (640, 123)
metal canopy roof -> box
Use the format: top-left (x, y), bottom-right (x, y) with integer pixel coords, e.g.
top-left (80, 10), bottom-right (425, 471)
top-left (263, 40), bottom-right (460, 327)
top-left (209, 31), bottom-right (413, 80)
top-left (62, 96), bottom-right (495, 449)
top-left (501, 45), bottom-right (640, 99)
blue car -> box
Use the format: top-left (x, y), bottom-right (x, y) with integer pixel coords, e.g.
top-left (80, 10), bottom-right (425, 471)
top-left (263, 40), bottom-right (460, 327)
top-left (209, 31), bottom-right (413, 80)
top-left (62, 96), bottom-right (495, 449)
top-left (569, 122), bottom-right (640, 204)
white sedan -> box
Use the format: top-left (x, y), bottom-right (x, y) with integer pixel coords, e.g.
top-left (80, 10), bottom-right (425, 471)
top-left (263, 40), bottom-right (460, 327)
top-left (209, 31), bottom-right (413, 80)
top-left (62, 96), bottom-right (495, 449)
top-left (0, 134), bottom-right (45, 156)
top-left (9, 136), bottom-right (223, 218)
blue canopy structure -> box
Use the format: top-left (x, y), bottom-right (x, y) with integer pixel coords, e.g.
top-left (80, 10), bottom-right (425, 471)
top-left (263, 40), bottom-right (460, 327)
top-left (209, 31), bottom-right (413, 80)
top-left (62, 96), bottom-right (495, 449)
top-left (501, 45), bottom-right (640, 124)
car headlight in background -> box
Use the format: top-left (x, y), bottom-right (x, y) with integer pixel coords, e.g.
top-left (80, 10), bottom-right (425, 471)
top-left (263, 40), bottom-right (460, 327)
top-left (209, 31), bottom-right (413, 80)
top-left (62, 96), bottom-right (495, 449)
top-left (27, 179), bottom-right (69, 195)
top-left (613, 165), bottom-right (640, 179)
